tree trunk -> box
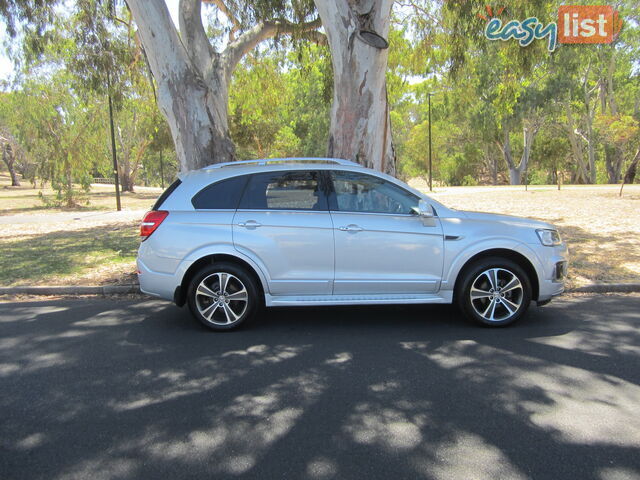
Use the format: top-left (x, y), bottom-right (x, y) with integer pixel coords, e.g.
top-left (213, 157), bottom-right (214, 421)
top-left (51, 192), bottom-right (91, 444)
top-left (509, 165), bottom-right (522, 185)
top-left (2, 143), bottom-right (21, 186)
top-left (517, 122), bottom-right (537, 185)
top-left (483, 143), bottom-right (498, 185)
top-left (564, 98), bottom-right (590, 184)
top-left (625, 151), bottom-right (640, 185)
top-left (584, 87), bottom-right (596, 184)
top-left (64, 157), bottom-right (74, 208)
top-left (496, 122), bottom-right (537, 185)
top-left (315, 0), bottom-right (395, 175)
top-left (619, 147), bottom-right (640, 196)
top-left (492, 156), bottom-right (498, 185)
top-left (120, 170), bottom-right (134, 192)
top-left (605, 145), bottom-right (624, 184)
top-left (127, 0), bottom-right (235, 171)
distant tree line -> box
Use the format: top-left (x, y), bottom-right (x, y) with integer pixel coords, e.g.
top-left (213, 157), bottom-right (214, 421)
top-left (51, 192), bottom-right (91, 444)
top-left (0, 0), bottom-right (638, 208)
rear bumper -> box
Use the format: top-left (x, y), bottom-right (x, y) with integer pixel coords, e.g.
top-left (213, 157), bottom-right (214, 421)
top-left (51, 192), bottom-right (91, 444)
top-left (137, 258), bottom-right (181, 302)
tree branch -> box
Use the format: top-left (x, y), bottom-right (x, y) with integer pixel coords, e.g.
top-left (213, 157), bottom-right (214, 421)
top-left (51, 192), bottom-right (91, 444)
top-left (126, 0), bottom-right (194, 81)
top-left (179, 0), bottom-right (216, 76)
top-left (299, 30), bottom-right (328, 46)
top-left (221, 16), bottom-right (322, 80)
top-left (204, 0), bottom-right (241, 41)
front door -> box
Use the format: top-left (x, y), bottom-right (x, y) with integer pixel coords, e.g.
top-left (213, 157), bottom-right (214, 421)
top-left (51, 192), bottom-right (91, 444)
top-left (328, 170), bottom-right (444, 295)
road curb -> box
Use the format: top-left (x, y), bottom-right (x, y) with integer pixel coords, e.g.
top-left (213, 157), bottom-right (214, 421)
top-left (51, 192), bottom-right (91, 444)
top-left (0, 283), bottom-right (639, 296)
top-left (0, 285), bottom-right (140, 295)
top-left (567, 283), bottom-right (640, 293)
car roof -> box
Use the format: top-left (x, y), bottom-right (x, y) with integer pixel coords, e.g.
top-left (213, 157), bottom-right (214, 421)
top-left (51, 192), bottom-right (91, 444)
top-left (179, 158), bottom-right (372, 186)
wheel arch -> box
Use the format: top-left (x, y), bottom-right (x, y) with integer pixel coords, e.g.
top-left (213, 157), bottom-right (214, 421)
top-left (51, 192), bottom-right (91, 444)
top-left (174, 253), bottom-right (267, 307)
top-left (452, 248), bottom-right (540, 302)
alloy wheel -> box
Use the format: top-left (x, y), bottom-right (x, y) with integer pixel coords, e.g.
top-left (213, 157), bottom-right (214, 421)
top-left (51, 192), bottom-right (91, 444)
top-left (469, 267), bottom-right (523, 323)
top-left (195, 272), bottom-right (249, 325)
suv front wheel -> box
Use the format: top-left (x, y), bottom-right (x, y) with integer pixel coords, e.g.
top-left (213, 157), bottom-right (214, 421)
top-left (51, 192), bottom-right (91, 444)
top-left (456, 257), bottom-right (532, 327)
top-left (187, 262), bottom-right (259, 331)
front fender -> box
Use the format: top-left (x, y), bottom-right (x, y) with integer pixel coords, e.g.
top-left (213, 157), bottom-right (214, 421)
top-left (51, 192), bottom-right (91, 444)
top-left (441, 237), bottom-right (545, 292)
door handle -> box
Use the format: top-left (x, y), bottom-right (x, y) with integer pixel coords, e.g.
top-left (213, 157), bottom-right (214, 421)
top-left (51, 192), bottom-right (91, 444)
top-left (338, 224), bottom-right (363, 232)
top-left (238, 220), bottom-right (262, 228)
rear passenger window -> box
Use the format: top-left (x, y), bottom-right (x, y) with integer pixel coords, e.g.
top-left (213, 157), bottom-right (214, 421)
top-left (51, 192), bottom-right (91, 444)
top-left (239, 171), bottom-right (327, 211)
top-left (191, 175), bottom-right (249, 210)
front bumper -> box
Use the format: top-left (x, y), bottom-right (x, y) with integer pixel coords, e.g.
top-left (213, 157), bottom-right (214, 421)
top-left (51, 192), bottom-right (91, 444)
top-left (535, 243), bottom-right (569, 303)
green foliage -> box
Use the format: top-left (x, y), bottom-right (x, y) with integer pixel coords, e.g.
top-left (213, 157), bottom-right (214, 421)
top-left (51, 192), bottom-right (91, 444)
top-left (229, 43), bottom-right (331, 160)
top-left (9, 74), bottom-right (102, 206)
top-left (2, 0), bottom-right (640, 191)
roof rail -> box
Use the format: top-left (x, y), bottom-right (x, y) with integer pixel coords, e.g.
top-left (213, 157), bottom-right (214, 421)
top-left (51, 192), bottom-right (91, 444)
top-left (203, 158), bottom-right (360, 170)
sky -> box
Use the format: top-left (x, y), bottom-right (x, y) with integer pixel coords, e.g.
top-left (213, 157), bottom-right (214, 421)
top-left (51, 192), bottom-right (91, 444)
top-left (0, 0), bottom-right (182, 84)
top-left (0, 24), bottom-right (13, 82)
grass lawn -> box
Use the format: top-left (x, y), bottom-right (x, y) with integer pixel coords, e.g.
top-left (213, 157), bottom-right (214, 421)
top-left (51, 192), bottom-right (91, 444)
top-left (1, 173), bottom-right (150, 286)
top-left (0, 221), bottom-right (139, 286)
top-left (1, 172), bottom-right (639, 287)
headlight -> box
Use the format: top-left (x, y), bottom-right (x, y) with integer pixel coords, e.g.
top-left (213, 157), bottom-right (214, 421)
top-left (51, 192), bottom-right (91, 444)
top-left (536, 229), bottom-right (562, 246)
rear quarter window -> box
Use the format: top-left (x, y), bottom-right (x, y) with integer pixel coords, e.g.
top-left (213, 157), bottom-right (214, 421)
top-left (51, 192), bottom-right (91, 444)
top-left (152, 179), bottom-right (182, 210)
top-left (191, 175), bottom-right (249, 210)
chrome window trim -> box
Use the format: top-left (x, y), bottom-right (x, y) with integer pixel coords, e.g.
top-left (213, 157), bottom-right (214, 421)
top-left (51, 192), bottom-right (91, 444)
top-left (328, 210), bottom-right (419, 218)
top-left (235, 209), bottom-right (332, 214)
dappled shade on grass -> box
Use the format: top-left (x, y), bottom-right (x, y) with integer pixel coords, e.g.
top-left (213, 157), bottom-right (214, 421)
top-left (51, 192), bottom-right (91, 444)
top-left (0, 222), bottom-right (139, 286)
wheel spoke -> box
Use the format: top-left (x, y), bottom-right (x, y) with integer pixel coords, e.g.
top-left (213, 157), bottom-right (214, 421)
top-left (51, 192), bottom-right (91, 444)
top-left (201, 303), bottom-right (219, 321)
top-left (502, 296), bottom-right (520, 312)
top-left (482, 298), bottom-right (497, 320)
top-left (483, 269), bottom-right (498, 290)
top-left (217, 272), bottom-right (230, 294)
top-left (501, 299), bottom-right (515, 315)
top-left (501, 275), bottom-right (522, 294)
top-left (226, 288), bottom-right (248, 302)
top-left (222, 303), bottom-right (239, 324)
top-left (471, 287), bottom-right (492, 300)
top-left (196, 283), bottom-right (217, 299)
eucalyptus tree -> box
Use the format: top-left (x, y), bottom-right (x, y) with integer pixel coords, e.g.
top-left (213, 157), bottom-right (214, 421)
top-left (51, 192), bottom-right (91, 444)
top-left (314, 0), bottom-right (395, 174)
top-left (10, 75), bottom-right (103, 206)
top-left (0, 123), bottom-right (22, 186)
top-left (125, 0), bottom-right (321, 171)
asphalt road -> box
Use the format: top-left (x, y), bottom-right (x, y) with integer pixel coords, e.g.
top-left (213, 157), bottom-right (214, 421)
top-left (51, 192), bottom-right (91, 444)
top-left (1, 294), bottom-right (639, 480)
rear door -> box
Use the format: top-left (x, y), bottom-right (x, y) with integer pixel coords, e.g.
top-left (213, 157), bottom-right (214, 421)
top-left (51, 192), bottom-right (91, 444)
top-left (233, 170), bottom-right (334, 295)
top-left (328, 170), bottom-right (444, 295)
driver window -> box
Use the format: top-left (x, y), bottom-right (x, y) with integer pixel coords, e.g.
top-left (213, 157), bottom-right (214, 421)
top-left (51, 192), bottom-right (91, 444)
top-left (330, 171), bottom-right (419, 215)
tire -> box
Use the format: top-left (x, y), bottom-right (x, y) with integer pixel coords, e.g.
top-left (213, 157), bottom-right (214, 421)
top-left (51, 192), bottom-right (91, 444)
top-left (455, 257), bottom-right (532, 327)
top-left (187, 262), bottom-right (260, 331)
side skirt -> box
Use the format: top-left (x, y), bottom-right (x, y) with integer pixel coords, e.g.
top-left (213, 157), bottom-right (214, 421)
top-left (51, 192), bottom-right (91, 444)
top-left (264, 291), bottom-right (453, 307)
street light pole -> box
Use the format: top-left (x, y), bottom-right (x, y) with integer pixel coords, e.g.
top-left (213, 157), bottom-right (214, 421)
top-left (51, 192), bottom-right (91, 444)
top-left (428, 92), bottom-right (433, 192)
top-left (106, 72), bottom-right (121, 211)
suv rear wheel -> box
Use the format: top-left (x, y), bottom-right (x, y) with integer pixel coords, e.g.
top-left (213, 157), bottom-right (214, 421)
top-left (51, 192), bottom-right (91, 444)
top-left (187, 262), bottom-right (260, 331)
top-left (456, 257), bottom-right (532, 327)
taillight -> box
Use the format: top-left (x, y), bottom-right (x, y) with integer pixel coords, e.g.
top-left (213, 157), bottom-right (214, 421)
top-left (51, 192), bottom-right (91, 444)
top-left (140, 211), bottom-right (169, 240)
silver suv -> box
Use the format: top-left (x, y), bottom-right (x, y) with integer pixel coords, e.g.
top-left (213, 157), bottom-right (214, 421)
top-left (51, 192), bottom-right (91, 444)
top-left (137, 158), bottom-right (568, 330)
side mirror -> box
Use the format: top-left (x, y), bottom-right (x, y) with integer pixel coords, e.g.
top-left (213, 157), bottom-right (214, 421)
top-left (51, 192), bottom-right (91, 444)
top-left (418, 199), bottom-right (433, 218)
